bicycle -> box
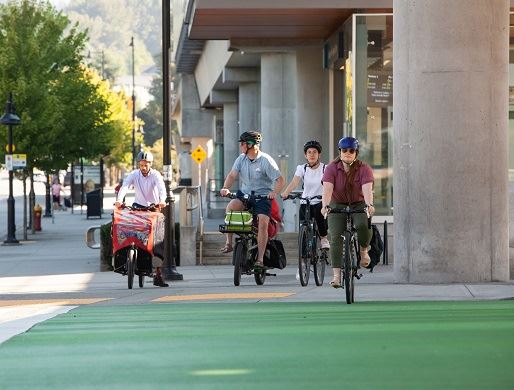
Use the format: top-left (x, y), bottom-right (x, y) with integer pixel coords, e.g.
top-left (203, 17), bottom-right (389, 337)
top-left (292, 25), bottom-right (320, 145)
top-left (284, 194), bottom-right (328, 286)
top-left (327, 205), bottom-right (370, 304)
top-left (219, 192), bottom-right (285, 286)
top-left (111, 203), bottom-right (164, 289)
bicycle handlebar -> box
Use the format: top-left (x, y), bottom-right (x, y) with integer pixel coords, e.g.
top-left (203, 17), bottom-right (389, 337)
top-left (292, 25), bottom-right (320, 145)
top-left (327, 206), bottom-right (371, 229)
top-left (221, 192), bottom-right (269, 201)
top-left (116, 203), bottom-right (161, 212)
top-left (284, 194), bottom-right (322, 202)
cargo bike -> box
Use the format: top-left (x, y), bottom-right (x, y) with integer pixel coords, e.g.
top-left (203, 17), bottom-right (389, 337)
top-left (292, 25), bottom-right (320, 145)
top-left (111, 204), bottom-right (165, 289)
top-left (219, 192), bottom-right (287, 286)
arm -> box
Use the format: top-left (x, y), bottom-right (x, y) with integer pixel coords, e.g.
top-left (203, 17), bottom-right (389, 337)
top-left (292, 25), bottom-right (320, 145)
top-left (362, 182), bottom-right (375, 216)
top-left (115, 174), bottom-right (133, 208)
top-left (220, 169), bottom-right (239, 196)
top-left (157, 175), bottom-right (167, 208)
top-left (280, 175), bottom-right (301, 199)
top-left (269, 175), bottom-right (285, 199)
top-left (321, 181), bottom-right (334, 218)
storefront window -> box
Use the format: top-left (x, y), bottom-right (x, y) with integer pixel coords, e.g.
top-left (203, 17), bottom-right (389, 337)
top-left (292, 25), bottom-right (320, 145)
top-left (342, 14), bottom-right (393, 216)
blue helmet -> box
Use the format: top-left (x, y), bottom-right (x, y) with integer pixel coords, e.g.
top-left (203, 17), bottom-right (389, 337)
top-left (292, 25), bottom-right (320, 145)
top-left (338, 137), bottom-right (359, 151)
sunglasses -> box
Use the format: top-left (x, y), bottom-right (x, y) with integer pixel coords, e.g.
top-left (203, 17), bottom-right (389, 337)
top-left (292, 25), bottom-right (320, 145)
top-left (340, 148), bottom-right (356, 154)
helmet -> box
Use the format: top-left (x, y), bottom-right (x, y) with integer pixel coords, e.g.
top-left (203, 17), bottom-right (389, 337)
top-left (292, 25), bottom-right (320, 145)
top-left (238, 131), bottom-right (262, 145)
top-left (338, 137), bottom-right (359, 151)
top-left (303, 140), bottom-right (322, 154)
top-left (136, 151), bottom-right (154, 162)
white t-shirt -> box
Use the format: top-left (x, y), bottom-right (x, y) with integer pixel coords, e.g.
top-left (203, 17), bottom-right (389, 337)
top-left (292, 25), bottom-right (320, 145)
top-left (117, 169), bottom-right (166, 206)
top-left (294, 163), bottom-right (326, 204)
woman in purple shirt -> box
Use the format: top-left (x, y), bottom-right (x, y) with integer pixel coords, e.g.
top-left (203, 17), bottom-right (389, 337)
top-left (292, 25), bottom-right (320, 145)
top-left (321, 137), bottom-right (375, 288)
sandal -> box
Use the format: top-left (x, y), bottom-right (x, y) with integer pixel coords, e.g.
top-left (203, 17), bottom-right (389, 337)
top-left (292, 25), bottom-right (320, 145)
top-left (220, 244), bottom-right (233, 253)
top-left (254, 261), bottom-right (264, 270)
top-left (330, 278), bottom-right (341, 288)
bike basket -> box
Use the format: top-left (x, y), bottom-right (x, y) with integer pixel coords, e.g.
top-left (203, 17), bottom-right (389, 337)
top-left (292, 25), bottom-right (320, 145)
top-left (221, 211), bottom-right (253, 232)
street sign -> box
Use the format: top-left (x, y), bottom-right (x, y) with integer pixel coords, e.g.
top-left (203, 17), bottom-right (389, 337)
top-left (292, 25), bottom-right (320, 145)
top-left (12, 154), bottom-right (26, 168)
top-left (5, 153), bottom-right (26, 170)
top-left (191, 145), bottom-right (207, 164)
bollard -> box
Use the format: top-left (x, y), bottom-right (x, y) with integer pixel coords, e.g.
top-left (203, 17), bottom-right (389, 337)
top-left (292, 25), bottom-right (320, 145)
top-left (33, 204), bottom-right (42, 231)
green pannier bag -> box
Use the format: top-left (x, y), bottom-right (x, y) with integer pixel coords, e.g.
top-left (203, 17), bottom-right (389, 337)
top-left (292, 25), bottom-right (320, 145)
top-left (223, 211), bottom-right (253, 232)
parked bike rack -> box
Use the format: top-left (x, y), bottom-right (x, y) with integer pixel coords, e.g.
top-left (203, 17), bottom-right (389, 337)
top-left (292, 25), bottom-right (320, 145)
top-left (86, 225), bottom-right (101, 249)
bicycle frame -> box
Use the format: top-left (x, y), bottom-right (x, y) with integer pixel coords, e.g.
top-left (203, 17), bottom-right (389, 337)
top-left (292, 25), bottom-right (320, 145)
top-left (328, 205), bottom-right (369, 303)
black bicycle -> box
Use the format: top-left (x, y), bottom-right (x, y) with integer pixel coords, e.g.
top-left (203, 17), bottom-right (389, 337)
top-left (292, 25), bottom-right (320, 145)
top-left (219, 192), bottom-right (271, 286)
top-left (285, 194), bottom-right (328, 286)
top-left (327, 205), bottom-right (369, 304)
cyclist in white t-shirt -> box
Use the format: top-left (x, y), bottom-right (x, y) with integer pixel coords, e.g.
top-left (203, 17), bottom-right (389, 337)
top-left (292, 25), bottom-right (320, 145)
top-left (281, 140), bottom-right (329, 249)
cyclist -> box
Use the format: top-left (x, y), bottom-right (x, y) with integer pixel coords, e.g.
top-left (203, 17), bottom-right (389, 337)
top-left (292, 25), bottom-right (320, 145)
top-left (281, 140), bottom-right (329, 250)
top-left (219, 131), bottom-right (285, 270)
top-left (321, 137), bottom-right (375, 287)
top-left (115, 150), bottom-right (169, 287)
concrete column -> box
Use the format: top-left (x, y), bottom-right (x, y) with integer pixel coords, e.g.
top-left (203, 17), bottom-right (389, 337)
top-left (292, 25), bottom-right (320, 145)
top-left (261, 53), bottom-right (297, 231)
top-left (238, 83), bottom-right (260, 133)
top-left (393, 0), bottom-right (509, 282)
top-left (223, 103), bottom-right (239, 176)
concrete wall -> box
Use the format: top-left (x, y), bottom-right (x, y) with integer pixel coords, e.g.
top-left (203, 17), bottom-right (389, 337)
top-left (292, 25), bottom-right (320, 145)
top-left (393, 0), bottom-right (509, 282)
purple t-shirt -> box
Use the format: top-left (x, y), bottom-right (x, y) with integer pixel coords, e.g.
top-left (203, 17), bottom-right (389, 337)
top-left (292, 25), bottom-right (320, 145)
top-left (322, 160), bottom-right (374, 204)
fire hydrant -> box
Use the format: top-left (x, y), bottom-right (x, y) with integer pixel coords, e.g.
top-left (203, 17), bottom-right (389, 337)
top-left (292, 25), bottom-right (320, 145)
top-left (33, 204), bottom-right (42, 231)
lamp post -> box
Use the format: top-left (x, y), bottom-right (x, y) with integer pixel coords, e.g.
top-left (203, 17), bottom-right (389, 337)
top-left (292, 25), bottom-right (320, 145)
top-left (1, 92), bottom-right (21, 245)
top-left (130, 36), bottom-right (136, 170)
top-left (162, 0), bottom-right (182, 281)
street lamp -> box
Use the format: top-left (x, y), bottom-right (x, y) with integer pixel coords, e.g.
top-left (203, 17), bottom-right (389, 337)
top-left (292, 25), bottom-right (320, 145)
top-left (130, 36), bottom-right (136, 170)
top-left (87, 50), bottom-right (105, 79)
top-left (1, 92), bottom-right (21, 245)
top-left (162, 0), bottom-right (182, 280)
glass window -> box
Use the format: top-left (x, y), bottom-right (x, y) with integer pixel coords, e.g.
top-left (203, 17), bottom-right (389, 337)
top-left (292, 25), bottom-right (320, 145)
top-left (343, 14), bottom-right (393, 216)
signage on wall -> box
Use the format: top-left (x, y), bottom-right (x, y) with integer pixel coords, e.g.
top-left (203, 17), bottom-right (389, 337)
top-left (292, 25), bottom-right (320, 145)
top-left (368, 71), bottom-right (393, 107)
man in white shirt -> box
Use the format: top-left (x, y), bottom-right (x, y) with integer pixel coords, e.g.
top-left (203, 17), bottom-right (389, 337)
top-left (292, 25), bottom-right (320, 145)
top-left (115, 151), bottom-right (168, 287)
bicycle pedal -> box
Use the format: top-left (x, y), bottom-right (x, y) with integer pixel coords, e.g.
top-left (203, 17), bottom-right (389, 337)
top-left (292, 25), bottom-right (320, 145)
top-left (355, 273), bottom-right (363, 280)
top-left (265, 272), bottom-right (276, 276)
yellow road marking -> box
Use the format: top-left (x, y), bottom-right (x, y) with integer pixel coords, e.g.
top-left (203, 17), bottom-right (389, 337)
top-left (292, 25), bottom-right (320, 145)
top-left (153, 292), bottom-right (294, 302)
top-left (0, 298), bottom-right (113, 307)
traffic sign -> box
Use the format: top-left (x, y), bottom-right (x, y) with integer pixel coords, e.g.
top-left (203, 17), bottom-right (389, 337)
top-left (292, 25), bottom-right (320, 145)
top-left (12, 154), bottom-right (26, 168)
top-left (191, 145), bottom-right (207, 164)
top-left (5, 144), bottom-right (15, 152)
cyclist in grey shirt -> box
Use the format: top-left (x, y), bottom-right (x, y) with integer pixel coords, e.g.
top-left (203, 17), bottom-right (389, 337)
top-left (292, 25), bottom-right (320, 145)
top-left (220, 131), bottom-right (284, 269)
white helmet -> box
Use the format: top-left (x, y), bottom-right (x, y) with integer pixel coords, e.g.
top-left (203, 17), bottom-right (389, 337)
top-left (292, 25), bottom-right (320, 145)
top-left (136, 151), bottom-right (154, 162)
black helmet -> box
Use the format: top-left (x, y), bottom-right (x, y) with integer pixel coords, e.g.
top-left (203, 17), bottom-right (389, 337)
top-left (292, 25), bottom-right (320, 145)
top-left (303, 140), bottom-right (322, 154)
top-left (136, 150), bottom-right (154, 162)
top-left (238, 131), bottom-right (262, 145)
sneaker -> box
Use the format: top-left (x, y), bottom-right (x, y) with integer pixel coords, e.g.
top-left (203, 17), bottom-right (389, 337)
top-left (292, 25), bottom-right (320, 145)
top-left (153, 275), bottom-right (169, 287)
top-left (320, 237), bottom-right (330, 250)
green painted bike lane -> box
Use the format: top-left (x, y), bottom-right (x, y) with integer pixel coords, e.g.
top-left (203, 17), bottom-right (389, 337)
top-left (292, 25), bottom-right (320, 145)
top-left (1, 300), bottom-right (514, 389)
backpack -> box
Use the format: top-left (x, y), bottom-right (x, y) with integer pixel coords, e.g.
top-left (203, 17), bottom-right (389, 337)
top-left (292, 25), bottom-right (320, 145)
top-left (264, 239), bottom-right (287, 269)
top-left (366, 224), bottom-right (383, 272)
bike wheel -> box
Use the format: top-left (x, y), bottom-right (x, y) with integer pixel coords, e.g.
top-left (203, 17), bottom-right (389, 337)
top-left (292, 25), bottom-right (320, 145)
top-left (139, 274), bottom-right (144, 288)
top-left (127, 248), bottom-right (135, 290)
top-left (233, 241), bottom-right (245, 286)
top-left (298, 225), bottom-right (310, 286)
top-left (314, 238), bottom-right (326, 286)
top-left (343, 232), bottom-right (355, 304)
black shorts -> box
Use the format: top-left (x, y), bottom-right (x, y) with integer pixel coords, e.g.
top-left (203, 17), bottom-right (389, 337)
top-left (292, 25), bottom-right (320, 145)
top-left (237, 190), bottom-right (271, 217)
top-left (52, 195), bottom-right (60, 203)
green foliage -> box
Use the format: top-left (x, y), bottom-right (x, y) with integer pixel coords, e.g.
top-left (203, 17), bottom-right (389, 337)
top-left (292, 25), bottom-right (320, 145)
top-left (0, 0), bottom-right (133, 173)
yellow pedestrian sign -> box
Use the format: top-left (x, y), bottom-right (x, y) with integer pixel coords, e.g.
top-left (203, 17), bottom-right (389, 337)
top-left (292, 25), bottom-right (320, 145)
top-left (191, 145), bottom-right (207, 164)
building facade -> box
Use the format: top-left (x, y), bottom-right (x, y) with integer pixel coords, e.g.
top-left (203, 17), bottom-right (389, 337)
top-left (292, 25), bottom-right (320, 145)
top-left (172, 0), bottom-right (511, 282)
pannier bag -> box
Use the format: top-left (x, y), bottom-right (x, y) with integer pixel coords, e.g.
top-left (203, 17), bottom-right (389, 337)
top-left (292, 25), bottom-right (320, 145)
top-left (112, 208), bottom-right (164, 256)
top-left (264, 239), bottom-right (287, 269)
top-left (223, 211), bottom-right (254, 232)
top-left (366, 224), bottom-right (384, 271)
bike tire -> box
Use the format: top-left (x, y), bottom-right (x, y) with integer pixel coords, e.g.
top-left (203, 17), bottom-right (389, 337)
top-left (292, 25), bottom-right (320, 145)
top-left (298, 225), bottom-right (310, 286)
top-left (253, 242), bottom-right (266, 285)
top-left (343, 232), bottom-right (354, 304)
top-left (127, 248), bottom-right (135, 290)
top-left (139, 274), bottom-right (144, 288)
top-left (233, 241), bottom-right (245, 286)
top-left (254, 267), bottom-right (266, 285)
top-left (314, 240), bottom-right (326, 286)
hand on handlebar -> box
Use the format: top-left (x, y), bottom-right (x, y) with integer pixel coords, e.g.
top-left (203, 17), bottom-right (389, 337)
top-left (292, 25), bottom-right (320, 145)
top-left (114, 201), bottom-right (123, 209)
top-left (321, 205), bottom-right (330, 219)
top-left (267, 191), bottom-right (277, 200)
top-left (220, 188), bottom-right (230, 197)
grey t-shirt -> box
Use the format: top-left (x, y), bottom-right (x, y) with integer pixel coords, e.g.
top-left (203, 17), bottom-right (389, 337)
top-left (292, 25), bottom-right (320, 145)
top-left (232, 151), bottom-right (281, 196)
